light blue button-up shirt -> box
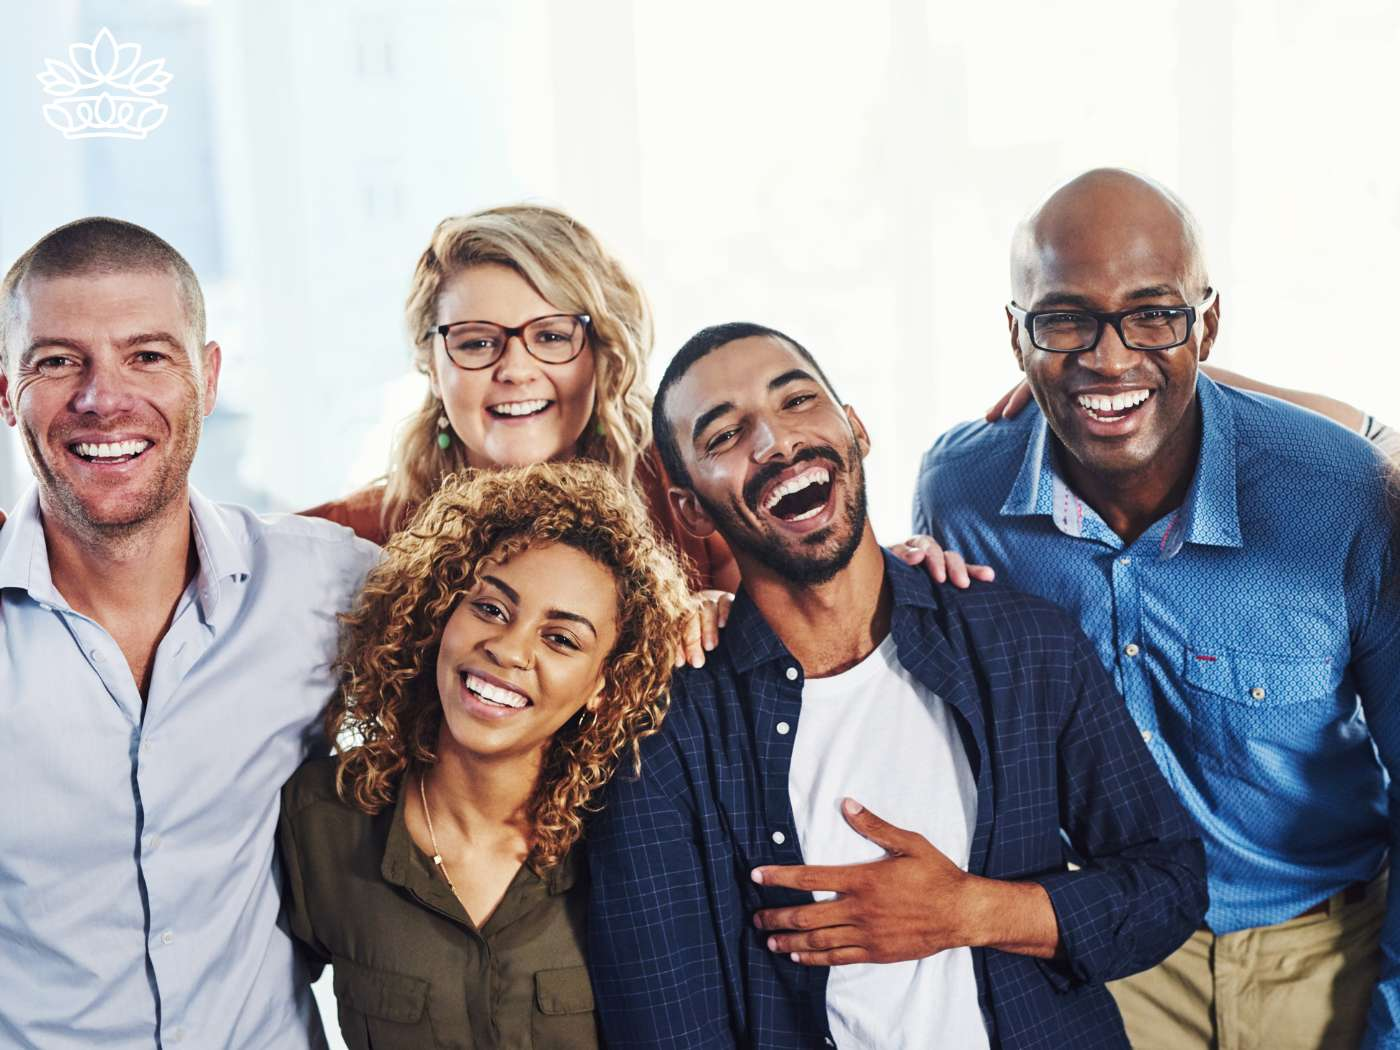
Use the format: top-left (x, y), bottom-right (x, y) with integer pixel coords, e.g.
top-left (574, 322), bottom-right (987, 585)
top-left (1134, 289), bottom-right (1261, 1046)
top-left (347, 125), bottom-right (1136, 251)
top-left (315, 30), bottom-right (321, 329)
top-left (0, 486), bottom-right (378, 1049)
top-left (916, 375), bottom-right (1400, 1045)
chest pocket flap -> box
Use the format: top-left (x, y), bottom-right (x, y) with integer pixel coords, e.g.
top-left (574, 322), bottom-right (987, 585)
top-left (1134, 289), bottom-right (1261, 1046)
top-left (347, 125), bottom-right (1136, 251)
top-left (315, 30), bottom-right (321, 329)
top-left (333, 955), bottom-right (429, 1024)
top-left (534, 965), bottom-right (595, 1015)
top-left (1183, 644), bottom-right (1335, 706)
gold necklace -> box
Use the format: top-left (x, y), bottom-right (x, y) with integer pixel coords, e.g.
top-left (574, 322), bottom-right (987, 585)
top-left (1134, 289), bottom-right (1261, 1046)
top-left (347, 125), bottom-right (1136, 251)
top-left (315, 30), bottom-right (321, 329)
top-left (418, 773), bottom-right (457, 892)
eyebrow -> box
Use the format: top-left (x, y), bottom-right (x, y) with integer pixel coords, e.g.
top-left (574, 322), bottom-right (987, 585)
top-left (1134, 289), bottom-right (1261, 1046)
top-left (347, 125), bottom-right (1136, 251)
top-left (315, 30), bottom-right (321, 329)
top-left (480, 574), bottom-right (597, 637)
top-left (690, 369), bottom-right (820, 445)
top-left (1033, 286), bottom-right (1183, 311)
top-left (692, 401), bottom-right (735, 444)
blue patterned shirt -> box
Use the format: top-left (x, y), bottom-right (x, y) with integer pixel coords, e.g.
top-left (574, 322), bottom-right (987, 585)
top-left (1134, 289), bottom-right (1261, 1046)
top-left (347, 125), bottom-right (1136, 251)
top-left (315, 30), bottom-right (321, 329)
top-left (587, 550), bottom-right (1205, 1050)
top-left (916, 374), bottom-right (1400, 1046)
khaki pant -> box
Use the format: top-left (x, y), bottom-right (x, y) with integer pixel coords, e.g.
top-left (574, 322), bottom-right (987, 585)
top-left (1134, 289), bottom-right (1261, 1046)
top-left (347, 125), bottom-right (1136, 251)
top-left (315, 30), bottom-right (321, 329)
top-left (1109, 877), bottom-right (1385, 1050)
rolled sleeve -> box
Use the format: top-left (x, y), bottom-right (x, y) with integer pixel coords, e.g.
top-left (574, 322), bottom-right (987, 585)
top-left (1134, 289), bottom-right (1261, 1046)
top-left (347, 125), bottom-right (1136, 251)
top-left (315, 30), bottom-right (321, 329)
top-left (1031, 629), bottom-right (1208, 987)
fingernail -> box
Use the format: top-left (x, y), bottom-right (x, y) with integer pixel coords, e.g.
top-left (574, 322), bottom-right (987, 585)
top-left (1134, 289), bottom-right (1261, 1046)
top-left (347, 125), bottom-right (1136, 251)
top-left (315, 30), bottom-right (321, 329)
top-left (842, 797), bottom-right (863, 815)
top-left (751, 868), bottom-right (765, 884)
top-left (767, 937), bottom-right (777, 951)
top-left (790, 952), bottom-right (801, 963)
top-left (690, 653), bottom-right (704, 669)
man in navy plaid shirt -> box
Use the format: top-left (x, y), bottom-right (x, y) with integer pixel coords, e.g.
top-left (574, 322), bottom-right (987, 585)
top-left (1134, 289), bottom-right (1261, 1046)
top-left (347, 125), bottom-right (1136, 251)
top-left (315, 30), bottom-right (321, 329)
top-left (586, 321), bottom-right (1207, 1049)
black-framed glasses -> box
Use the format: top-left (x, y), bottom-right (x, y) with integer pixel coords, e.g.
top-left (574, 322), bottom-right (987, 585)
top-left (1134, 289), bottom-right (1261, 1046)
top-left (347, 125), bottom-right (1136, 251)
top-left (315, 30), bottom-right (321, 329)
top-left (1008, 290), bottom-right (1216, 353)
top-left (432, 313), bottom-right (591, 370)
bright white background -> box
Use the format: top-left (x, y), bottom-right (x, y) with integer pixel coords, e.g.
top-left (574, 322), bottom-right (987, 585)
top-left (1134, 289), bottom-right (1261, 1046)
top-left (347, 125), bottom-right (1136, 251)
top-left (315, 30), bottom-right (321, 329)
top-left (5, 1), bottom-right (1400, 1045)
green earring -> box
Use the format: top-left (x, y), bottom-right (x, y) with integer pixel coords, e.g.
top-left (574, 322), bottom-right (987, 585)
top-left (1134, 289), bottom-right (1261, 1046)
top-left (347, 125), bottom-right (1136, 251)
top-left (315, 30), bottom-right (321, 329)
top-left (437, 412), bottom-right (452, 450)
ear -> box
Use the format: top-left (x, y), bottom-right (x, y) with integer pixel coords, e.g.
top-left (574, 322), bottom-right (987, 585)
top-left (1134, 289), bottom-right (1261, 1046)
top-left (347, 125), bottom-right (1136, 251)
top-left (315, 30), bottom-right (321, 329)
top-left (583, 676), bottom-right (606, 714)
top-left (1197, 291), bottom-right (1221, 364)
top-left (1007, 307), bottom-right (1027, 373)
top-left (844, 404), bottom-right (871, 458)
top-left (201, 341), bottom-right (222, 416)
top-left (669, 485), bottom-right (718, 539)
top-left (0, 371), bottom-right (15, 428)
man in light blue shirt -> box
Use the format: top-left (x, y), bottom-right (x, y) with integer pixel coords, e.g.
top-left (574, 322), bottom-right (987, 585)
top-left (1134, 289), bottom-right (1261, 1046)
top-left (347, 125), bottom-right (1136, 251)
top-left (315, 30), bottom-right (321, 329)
top-left (0, 218), bottom-right (377, 1048)
top-left (916, 169), bottom-right (1400, 1049)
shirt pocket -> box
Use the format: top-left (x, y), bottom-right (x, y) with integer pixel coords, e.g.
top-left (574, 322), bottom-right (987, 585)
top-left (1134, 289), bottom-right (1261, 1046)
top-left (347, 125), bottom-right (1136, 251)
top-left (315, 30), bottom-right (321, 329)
top-left (332, 955), bottom-right (439, 1050)
top-left (531, 965), bottom-right (599, 1049)
top-left (1182, 643), bottom-right (1338, 773)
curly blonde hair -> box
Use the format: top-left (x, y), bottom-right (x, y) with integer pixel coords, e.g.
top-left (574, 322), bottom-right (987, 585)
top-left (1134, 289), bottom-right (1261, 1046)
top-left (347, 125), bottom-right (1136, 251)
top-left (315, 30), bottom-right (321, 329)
top-left (382, 205), bottom-right (654, 536)
top-left (331, 461), bottom-right (690, 870)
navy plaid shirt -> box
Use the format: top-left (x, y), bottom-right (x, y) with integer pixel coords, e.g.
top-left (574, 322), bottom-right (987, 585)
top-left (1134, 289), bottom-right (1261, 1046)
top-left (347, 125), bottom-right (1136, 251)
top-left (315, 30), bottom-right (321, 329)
top-left (587, 550), bottom-right (1206, 1049)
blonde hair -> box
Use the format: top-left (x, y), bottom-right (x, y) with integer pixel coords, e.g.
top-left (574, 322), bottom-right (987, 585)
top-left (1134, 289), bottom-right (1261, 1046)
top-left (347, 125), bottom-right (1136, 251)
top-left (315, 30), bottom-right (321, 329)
top-left (383, 205), bottom-right (654, 535)
top-left (330, 461), bottom-right (690, 871)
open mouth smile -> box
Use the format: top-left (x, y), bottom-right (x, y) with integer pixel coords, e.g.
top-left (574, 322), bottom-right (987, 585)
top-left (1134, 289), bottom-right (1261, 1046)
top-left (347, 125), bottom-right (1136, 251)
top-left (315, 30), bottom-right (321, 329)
top-left (1074, 388), bottom-right (1153, 424)
top-left (68, 438), bottom-right (153, 465)
top-left (459, 671), bottom-right (533, 718)
top-left (487, 399), bottom-right (553, 420)
top-left (760, 465), bottom-right (833, 523)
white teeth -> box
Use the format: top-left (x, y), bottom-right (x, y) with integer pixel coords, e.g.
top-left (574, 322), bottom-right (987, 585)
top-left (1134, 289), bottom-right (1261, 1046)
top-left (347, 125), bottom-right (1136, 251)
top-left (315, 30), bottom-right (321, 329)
top-left (490, 400), bottom-right (550, 417)
top-left (464, 673), bottom-right (529, 709)
top-left (1076, 390), bottom-right (1150, 416)
top-left (73, 439), bottom-right (151, 459)
top-left (762, 467), bottom-right (831, 510)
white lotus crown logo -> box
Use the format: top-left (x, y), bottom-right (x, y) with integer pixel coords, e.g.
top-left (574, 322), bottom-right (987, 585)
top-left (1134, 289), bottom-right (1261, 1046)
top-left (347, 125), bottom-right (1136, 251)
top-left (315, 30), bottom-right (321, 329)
top-left (37, 27), bottom-right (173, 140)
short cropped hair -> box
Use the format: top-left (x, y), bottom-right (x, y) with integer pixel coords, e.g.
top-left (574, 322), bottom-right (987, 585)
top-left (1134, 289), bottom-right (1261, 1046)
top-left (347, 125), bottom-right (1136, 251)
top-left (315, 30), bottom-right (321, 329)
top-left (652, 321), bottom-right (841, 487)
top-left (0, 217), bottom-right (206, 371)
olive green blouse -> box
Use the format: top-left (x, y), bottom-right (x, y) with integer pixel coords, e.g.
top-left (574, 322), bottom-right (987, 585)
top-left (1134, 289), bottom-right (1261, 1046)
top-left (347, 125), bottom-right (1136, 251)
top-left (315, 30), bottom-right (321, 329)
top-left (278, 757), bottom-right (598, 1050)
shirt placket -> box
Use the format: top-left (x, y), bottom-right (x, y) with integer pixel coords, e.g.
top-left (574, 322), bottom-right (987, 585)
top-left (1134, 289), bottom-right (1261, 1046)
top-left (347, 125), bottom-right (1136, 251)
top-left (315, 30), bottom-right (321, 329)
top-left (134, 588), bottom-right (211, 1047)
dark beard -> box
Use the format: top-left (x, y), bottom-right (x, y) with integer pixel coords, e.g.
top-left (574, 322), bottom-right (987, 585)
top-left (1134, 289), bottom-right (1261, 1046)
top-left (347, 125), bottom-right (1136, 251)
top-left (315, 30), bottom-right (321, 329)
top-left (697, 440), bottom-right (868, 586)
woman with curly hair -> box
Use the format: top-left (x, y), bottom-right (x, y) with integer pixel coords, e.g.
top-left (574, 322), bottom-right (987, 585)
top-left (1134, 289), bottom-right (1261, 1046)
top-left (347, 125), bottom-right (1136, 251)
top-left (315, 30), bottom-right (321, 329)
top-left (278, 461), bottom-right (691, 1049)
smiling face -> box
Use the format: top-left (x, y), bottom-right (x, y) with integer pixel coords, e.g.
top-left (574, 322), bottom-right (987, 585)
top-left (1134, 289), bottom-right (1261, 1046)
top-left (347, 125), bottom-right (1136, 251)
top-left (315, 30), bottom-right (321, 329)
top-left (663, 335), bottom-right (869, 585)
top-left (431, 264), bottom-right (597, 469)
top-left (1010, 172), bottom-right (1218, 484)
top-left (434, 542), bottom-right (620, 763)
top-left (0, 269), bottom-right (218, 537)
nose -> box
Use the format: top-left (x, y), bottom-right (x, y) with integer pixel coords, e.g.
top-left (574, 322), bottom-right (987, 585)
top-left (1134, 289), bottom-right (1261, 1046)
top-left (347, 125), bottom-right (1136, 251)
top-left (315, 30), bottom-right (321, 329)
top-left (750, 414), bottom-right (802, 464)
top-left (1079, 320), bottom-right (1138, 379)
top-left (70, 355), bottom-right (137, 416)
top-left (483, 619), bottom-right (534, 671)
top-left (491, 334), bottom-right (542, 385)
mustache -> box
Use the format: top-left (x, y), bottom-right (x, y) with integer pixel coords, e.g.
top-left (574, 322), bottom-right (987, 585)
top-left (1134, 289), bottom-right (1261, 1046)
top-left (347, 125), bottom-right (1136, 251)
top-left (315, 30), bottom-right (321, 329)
top-left (743, 446), bottom-right (845, 512)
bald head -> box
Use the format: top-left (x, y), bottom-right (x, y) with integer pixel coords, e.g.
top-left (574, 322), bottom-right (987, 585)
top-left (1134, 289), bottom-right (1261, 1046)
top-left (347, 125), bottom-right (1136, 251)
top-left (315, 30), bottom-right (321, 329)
top-left (1011, 168), bottom-right (1208, 307)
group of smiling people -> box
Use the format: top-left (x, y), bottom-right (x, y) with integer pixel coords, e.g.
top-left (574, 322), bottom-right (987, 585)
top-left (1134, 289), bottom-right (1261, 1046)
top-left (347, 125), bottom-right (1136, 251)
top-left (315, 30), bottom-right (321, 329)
top-left (1, 166), bottom-right (1397, 1050)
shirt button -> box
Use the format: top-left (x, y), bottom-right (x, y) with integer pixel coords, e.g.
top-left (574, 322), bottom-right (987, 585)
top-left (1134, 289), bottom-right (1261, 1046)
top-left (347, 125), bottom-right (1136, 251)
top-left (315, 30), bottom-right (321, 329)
top-left (90, 649), bottom-right (105, 663)
top-left (785, 666), bottom-right (799, 682)
top-left (1251, 686), bottom-right (1266, 700)
top-left (169, 1026), bottom-right (186, 1043)
top-left (160, 930), bottom-right (174, 945)
top-left (39, 603), bottom-right (53, 613)
top-left (148, 834), bottom-right (162, 852)
top-left (771, 831), bottom-right (787, 845)
top-left (1141, 730), bottom-right (1153, 743)
top-left (776, 721), bottom-right (791, 735)
top-left (1124, 643), bottom-right (1140, 657)
top-left (1119, 557), bottom-right (1132, 566)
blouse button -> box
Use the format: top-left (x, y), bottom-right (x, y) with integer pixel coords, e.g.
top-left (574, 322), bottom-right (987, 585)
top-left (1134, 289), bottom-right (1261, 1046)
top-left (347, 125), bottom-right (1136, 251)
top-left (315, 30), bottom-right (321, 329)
top-left (771, 830), bottom-right (787, 845)
top-left (1251, 686), bottom-right (1266, 701)
top-left (776, 721), bottom-right (791, 735)
top-left (785, 666), bottom-right (799, 681)
top-left (1124, 643), bottom-right (1140, 657)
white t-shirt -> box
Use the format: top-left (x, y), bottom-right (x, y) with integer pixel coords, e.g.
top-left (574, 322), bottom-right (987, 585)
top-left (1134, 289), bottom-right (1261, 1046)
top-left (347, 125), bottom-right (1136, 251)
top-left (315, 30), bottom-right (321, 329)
top-left (788, 635), bottom-right (989, 1050)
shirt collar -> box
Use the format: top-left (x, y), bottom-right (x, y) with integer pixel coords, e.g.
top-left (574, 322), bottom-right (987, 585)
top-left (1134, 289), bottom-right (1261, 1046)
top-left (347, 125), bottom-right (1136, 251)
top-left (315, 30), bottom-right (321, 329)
top-left (723, 548), bottom-right (941, 676)
top-left (0, 485), bottom-right (252, 617)
top-left (997, 374), bottom-right (1242, 555)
